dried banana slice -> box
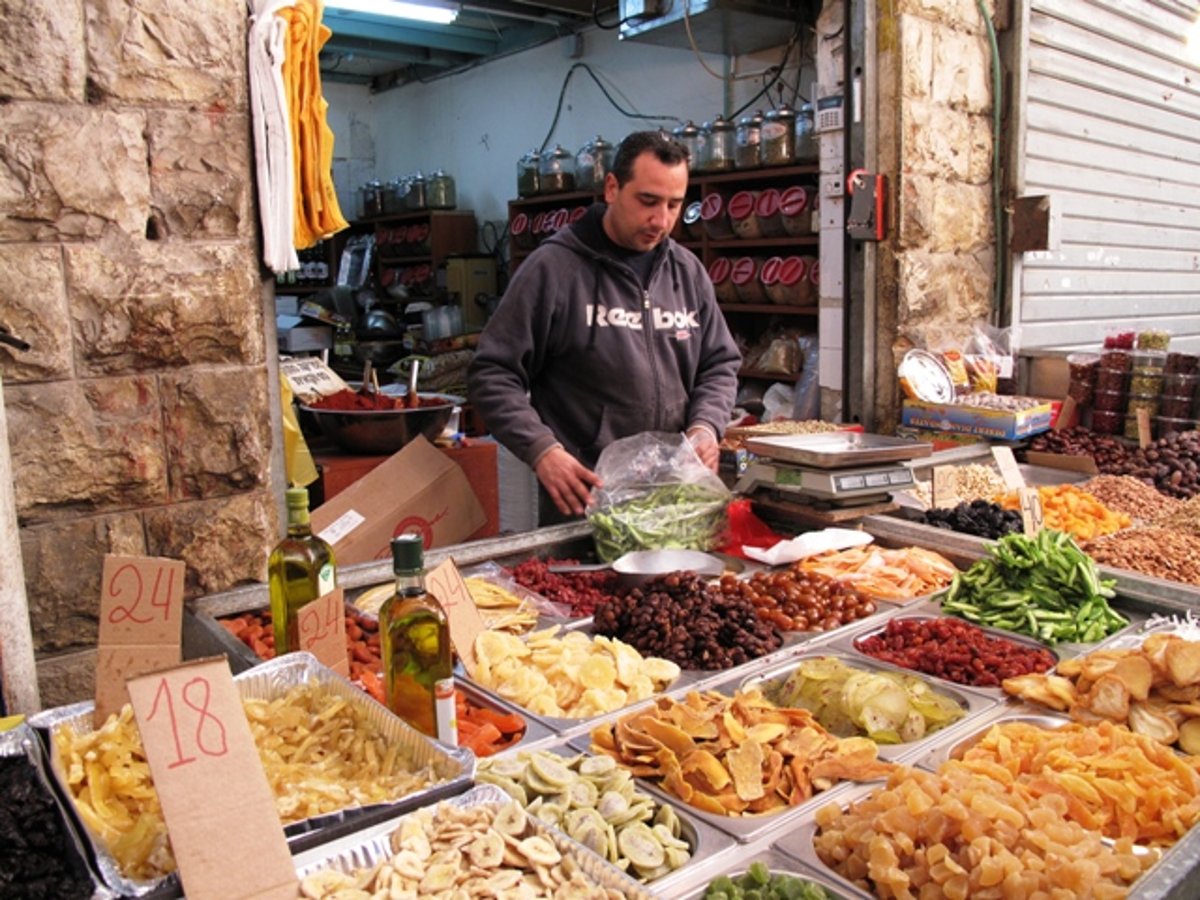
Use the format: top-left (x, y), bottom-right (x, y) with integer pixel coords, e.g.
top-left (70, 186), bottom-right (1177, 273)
top-left (517, 835), bottom-right (562, 867)
top-left (466, 830), bottom-right (505, 868)
top-left (493, 801), bottom-right (528, 836)
top-left (300, 869), bottom-right (357, 899)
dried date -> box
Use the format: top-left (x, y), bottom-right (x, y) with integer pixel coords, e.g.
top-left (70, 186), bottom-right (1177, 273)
top-left (716, 568), bottom-right (877, 634)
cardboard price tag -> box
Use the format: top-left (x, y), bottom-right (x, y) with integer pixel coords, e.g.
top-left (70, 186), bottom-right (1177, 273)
top-left (1019, 487), bottom-right (1045, 536)
top-left (279, 355), bottom-right (349, 405)
top-left (1054, 395), bottom-right (1077, 431)
top-left (425, 559), bottom-right (486, 677)
top-left (94, 555), bottom-right (186, 727)
top-left (126, 658), bottom-right (296, 900)
top-left (931, 466), bottom-right (960, 509)
top-left (297, 588), bottom-right (349, 676)
top-left (991, 446), bottom-right (1026, 492)
top-left (1137, 408), bottom-right (1153, 449)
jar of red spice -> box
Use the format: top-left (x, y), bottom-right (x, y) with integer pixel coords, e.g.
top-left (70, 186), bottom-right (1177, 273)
top-left (700, 192), bottom-right (734, 240)
top-left (765, 256), bottom-right (813, 306)
top-left (779, 185), bottom-right (816, 236)
top-left (730, 257), bottom-right (766, 304)
top-left (708, 257), bottom-right (737, 304)
top-left (727, 191), bottom-right (762, 239)
top-left (1091, 409), bottom-right (1122, 435)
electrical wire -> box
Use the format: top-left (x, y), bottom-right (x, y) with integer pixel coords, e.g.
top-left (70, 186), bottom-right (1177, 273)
top-left (591, 0), bottom-right (645, 31)
top-left (727, 22), bottom-right (803, 120)
top-left (538, 62), bottom-right (682, 152)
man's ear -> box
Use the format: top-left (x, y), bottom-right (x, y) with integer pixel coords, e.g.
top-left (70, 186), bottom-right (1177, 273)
top-left (603, 171), bottom-right (619, 204)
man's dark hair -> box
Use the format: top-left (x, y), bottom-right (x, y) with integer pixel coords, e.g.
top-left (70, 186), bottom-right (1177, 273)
top-left (610, 131), bottom-right (689, 186)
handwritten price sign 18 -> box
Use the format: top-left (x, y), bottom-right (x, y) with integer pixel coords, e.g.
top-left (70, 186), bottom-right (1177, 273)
top-left (126, 659), bottom-right (297, 900)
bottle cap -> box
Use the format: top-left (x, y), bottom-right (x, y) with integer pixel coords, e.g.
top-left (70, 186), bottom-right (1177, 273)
top-left (284, 487), bottom-right (309, 509)
top-left (391, 534), bottom-right (424, 571)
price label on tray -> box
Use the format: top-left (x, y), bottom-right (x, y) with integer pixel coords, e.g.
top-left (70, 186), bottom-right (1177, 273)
top-left (991, 446), bottom-right (1026, 492)
top-left (297, 588), bottom-right (349, 676)
top-left (94, 554), bottom-right (186, 727)
top-left (126, 658), bottom-right (296, 900)
top-left (426, 558), bottom-right (488, 677)
top-left (1019, 487), bottom-right (1045, 536)
top-left (931, 466), bottom-right (960, 509)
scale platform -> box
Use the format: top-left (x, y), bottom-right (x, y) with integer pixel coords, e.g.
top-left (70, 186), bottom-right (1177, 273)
top-left (735, 432), bottom-right (932, 506)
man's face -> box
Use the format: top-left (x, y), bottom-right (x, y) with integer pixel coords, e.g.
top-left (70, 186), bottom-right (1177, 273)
top-left (602, 151), bottom-right (688, 252)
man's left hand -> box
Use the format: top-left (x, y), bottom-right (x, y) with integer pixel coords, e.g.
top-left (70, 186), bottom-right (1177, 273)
top-left (686, 425), bottom-right (719, 471)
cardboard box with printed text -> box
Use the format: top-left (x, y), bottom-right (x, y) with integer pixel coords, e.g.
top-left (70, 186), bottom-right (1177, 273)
top-left (310, 435), bottom-right (486, 565)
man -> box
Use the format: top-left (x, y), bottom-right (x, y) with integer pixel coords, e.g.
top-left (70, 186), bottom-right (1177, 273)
top-left (468, 130), bottom-right (742, 522)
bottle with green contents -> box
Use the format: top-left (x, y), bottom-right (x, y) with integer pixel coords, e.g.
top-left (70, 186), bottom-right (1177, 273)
top-left (268, 486), bottom-right (336, 655)
top-left (380, 534), bottom-right (457, 744)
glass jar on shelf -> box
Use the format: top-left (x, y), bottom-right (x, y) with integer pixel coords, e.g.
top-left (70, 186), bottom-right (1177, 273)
top-left (574, 135), bottom-right (615, 192)
top-left (359, 179), bottom-right (385, 218)
top-left (405, 171), bottom-right (428, 210)
top-left (701, 115), bottom-right (735, 172)
top-left (428, 169), bottom-right (456, 209)
top-left (760, 105), bottom-right (796, 166)
top-left (795, 102), bottom-right (817, 161)
top-left (672, 121), bottom-right (703, 171)
top-left (516, 149), bottom-right (541, 198)
top-left (538, 144), bottom-right (576, 193)
top-left (735, 110), bottom-right (764, 169)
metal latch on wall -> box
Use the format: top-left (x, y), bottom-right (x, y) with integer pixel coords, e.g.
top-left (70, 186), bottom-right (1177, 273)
top-left (846, 169), bottom-right (887, 241)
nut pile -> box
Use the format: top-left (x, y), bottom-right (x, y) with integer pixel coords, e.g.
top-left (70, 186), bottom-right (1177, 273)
top-left (715, 570), bottom-right (877, 633)
top-left (1083, 527), bottom-right (1200, 586)
top-left (1153, 494), bottom-right (1200, 537)
top-left (908, 463), bottom-right (1007, 508)
top-left (510, 558), bottom-right (619, 617)
top-left (592, 572), bottom-right (782, 670)
top-left (1080, 474), bottom-right (1183, 522)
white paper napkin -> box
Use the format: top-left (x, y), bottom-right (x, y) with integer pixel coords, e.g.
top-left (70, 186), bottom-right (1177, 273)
top-left (743, 528), bottom-right (874, 566)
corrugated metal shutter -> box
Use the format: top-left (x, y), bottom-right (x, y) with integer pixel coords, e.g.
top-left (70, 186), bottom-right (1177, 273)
top-left (1012, 0), bottom-right (1200, 351)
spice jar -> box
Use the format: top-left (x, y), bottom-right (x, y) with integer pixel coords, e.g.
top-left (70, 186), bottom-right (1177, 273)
top-left (753, 189), bottom-right (785, 237)
top-left (360, 180), bottom-right (385, 218)
top-left (700, 192), bottom-right (734, 240)
top-left (727, 190), bottom-right (761, 239)
top-left (765, 256), bottom-right (812, 306)
top-left (1165, 352), bottom-right (1199, 376)
top-left (779, 185), bottom-right (816, 236)
top-left (1130, 349), bottom-right (1166, 395)
top-left (380, 179), bottom-right (400, 215)
top-left (1163, 372), bottom-right (1198, 399)
top-left (701, 115), bottom-right (736, 171)
top-left (517, 150), bottom-right (541, 197)
top-left (735, 110), bottom-right (763, 169)
top-left (761, 105), bottom-right (796, 166)
top-left (1161, 394), bottom-right (1193, 419)
top-left (428, 169), bottom-right (456, 209)
top-left (673, 121), bottom-right (704, 171)
top-left (1158, 417), bottom-right (1194, 439)
top-left (574, 135), bottom-right (614, 192)
top-left (538, 145), bottom-right (576, 193)
top-left (730, 257), bottom-right (766, 304)
top-left (679, 200), bottom-right (704, 241)
top-left (1091, 389), bottom-right (1126, 413)
top-left (1090, 410), bottom-right (1122, 435)
top-left (708, 257), bottom-right (737, 304)
top-left (405, 171), bottom-right (428, 210)
top-left (795, 102), bottom-right (817, 161)
top-left (1136, 329), bottom-right (1170, 351)
top-left (1066, 352), bottom-right (1099, 404)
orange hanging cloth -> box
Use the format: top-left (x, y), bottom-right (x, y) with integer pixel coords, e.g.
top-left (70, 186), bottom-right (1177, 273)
top-left (277, 0), bottom-right (348, 249)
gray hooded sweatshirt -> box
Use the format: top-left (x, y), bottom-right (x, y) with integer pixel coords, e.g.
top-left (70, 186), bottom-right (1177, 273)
top-left (467, 204), bottom-right (742, 470)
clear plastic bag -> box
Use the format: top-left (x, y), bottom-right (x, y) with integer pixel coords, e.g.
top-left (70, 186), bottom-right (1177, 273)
top-left (585, 432), bottom-right (731, 561)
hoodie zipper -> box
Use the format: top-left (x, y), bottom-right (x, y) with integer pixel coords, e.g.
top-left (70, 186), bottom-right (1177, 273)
top-left (642, 288), bottom-right (664, 428)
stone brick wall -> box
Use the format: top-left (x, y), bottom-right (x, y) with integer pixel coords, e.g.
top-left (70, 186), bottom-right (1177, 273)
top-left (873, 0), bottom-right (997, 429)
top-left (0, 0), bottom-right (277, 705)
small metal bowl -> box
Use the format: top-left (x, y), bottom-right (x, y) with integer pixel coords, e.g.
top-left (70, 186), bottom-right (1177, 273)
top-left (300, 391), bottom-right (461, 454)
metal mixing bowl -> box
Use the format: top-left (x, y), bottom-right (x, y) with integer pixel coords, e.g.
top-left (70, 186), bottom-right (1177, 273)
top-left (300, 391), bottom-right (461, 454)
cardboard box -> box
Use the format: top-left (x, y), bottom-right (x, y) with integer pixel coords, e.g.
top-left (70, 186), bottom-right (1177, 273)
top-left (310, 435), bottom-right (486, 566)
top-left (901, 399), bottom-right (1055, 441)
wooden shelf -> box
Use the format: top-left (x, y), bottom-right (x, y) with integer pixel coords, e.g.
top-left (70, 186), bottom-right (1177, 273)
top-left (721, 303), bottom-right (818, 316)
top-left (740, 368), bottom-right (800, 382)
top-left (706, 235), bottom-right (818, 250)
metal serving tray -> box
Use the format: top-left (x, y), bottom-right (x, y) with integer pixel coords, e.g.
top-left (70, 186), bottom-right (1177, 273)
top-left (457, 679), bottom-right (557, 755)
top-left (30, 653), bottom-right (475, 898)
top-left (728, 649), bottom-right (998, 764)
top-left (565, 711), bottom-right (866, 846)
top-left (744, 432), bottom-right (932, 469)
top-left (474, 739), bottom-right (737, 897)
top-left (291, 783), bottom-right (655, 899)
top-left (831, 612), bottom-right (1063, 701)
top-left (914, 708), bottom-right (1077, 770)
top-left (664, 840), bottom-right (869, 899)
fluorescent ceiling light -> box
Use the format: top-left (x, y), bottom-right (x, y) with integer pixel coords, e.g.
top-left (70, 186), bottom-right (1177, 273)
top-left (325, 0), bottom-right (459, 25)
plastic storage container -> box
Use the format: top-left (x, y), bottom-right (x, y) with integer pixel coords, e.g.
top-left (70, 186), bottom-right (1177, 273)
top-left (700, 192), bottom-right (734, 239)
top-left (1091, 409), bottom-right (1122, 434)
top-left (727, 190), bottom-right (761, 239)
top-left (754, 188), bottom-right (786, 237)
top-left (708, 256), bottom-right (737, 304)
top-left (1066, 352), bottom-right (1100, 404)
top-left (730, 257), bottom-right (766, 303)
top-left (779, 185), bottom-right (816, 236)
top-left (764, 256), bottom-right (812, 306)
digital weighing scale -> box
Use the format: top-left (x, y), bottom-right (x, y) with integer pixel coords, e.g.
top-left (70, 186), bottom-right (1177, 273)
top-left (734, 432), bottom-right (933, 507)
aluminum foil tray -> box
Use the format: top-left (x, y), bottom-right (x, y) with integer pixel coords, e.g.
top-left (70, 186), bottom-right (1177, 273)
top-left (565, 725), bottom-right (864, 846)
top-left (831, 612), bottom-right (1064, 701)
top-left (1, 723), bottom-right (112, 900)
top-left (744, 432), bottom-right (932, 469)
top-left (729, 649), bottom-right (998, 764)
top-left (474, 739), bottom-right (737, 896)
top-left (666, 841), bottom-right (868, 899)
top-left (29, 652), bottom-right (475, 898)
top-left (291, 783), bottom-right (655, 899)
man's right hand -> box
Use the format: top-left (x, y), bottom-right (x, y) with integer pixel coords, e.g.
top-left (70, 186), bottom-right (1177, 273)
top-left (534, 446), bottom-right (602, 517)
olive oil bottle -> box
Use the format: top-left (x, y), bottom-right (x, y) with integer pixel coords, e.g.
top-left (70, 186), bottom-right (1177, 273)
top-left (268, 486), bottom-right (336, 655)
top-left (380, 535), bottom-right (456, 743)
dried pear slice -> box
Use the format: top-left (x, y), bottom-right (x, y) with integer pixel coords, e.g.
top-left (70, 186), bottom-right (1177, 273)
top-left (528, 752), bottom-right (574, 790)
top-left (476, 772), bottom-right (529, 806)
top-left (651, 822), bottom-right (689, 851)
top-left (653, 803), bottom-right (681, 838)
top-left (596, 790), bottom-right (629, 820)
top-left (616, 822), bottom-right (666, 870)
top-left (665, 845), bottom-right (691, 869)
top-left (607, 798), bottom-right (655, 826)
top-left (517, 835), bottom-right (562, 867)
top-left (566, 779), bottom-right (599, 809)
top-left (578, 755), bottom-right (617, 778)
top-left (484, 756), bottom-right (530, 780)
top-left (493, 801), bottom-right (528, 836)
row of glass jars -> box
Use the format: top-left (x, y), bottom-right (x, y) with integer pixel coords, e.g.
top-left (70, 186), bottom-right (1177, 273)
top-left (516, 136), bottom-right (616, 198)
top-left (674, 104), bottom-right (818, 173)
top-left (357, 169), bottom-right (457, 218)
